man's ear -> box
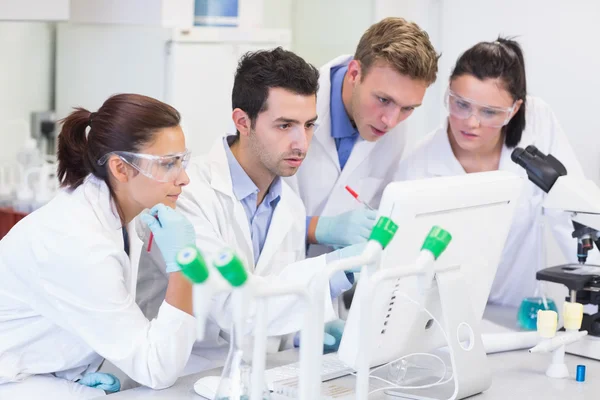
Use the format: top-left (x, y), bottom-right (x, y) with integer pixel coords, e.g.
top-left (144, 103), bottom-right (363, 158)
top-left (346, 59), bottom-right (363, 84)
top-left (232, 108), bottom-right (252, 137)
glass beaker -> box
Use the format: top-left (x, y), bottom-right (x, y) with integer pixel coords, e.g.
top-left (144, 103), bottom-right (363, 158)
top-left (215, 321), bottom-right (271, 400)
top-left (517, 297), bottom-right (558, 331)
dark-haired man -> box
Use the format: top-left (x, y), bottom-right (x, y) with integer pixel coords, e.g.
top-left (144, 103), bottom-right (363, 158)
top-left (137, 47), bottom-right (362, 373)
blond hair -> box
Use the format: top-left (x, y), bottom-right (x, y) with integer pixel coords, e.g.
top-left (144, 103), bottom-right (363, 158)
top-left (354, 17), bottom-right (439, 85)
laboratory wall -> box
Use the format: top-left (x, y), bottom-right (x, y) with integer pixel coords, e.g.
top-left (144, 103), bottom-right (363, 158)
top-left (0, 22), bottom-right (54, 163)
top-left (262, 0), bottom-right (292, 30)
top-left (291, 0), bottom-right (374, 67)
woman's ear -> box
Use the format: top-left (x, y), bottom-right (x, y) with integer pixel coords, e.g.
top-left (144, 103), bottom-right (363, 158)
top-left (107, 156), bottom-right (130, 183)
top-left (511, 98), bottom-right (524, 118)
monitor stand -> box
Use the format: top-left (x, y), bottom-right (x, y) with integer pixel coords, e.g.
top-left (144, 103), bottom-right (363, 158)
top-left (385, 264), bottom-right (492, 400)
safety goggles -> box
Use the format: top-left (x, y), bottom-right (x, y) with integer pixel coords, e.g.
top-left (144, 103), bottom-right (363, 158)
top-left (97, 149), bottom-right (191, 182)
top-left (445, 89), bottom-right (517, 128)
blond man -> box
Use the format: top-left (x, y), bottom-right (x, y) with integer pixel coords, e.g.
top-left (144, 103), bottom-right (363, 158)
top-left (287, 17), bottom-right (440, 269)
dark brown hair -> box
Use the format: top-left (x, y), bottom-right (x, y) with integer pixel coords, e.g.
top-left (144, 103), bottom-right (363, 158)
top-left (232, 47), bottom-right (319, 135)
top-left (57, 93), bottom-right (181, 190)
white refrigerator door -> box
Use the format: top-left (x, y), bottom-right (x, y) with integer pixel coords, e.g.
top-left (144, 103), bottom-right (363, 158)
top-left (166, 42), bottom-right (238, 155)
top-left (165, 34), bottom-right (291, 155)
top-left (55, 24), bottom-right (171, 119)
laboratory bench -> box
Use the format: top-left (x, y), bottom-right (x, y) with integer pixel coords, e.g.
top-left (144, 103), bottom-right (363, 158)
top-left (108, 305), bottom-right (600, 399)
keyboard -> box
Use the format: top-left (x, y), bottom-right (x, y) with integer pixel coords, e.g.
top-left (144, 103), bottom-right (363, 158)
top-left (265, 353), bottom-right (352, 391)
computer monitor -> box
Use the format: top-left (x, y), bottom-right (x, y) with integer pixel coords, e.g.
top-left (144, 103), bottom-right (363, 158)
top-left (338, 171), bottom-right (523, 392)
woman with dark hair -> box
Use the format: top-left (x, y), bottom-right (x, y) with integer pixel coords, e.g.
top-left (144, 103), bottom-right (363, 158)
top-left (396, 38), bottom-right (592, 306)
top-left (0, 94), bottom-right (198, 398)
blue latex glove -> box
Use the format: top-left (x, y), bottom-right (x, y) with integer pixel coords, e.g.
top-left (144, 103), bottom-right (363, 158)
top-left (78, 372), bottom-right (121, 393)
top-left (327, 243), bottom-right (368, 273)
top-left (315, 208), bottom-right (377, 247)
top-left (292, 319), bottom-right (346, 353)
top-left (140, 203), bottom-right (196, 272)
top-left (323, 319), bottom-right (346, 354)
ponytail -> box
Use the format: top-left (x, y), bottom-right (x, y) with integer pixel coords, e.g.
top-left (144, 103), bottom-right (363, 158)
top-left (496, 37), bottom-right (527, 148)
top-left (57, 108), bottom-right (93, 189)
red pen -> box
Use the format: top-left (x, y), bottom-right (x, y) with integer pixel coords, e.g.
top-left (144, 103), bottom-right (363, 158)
top-left (147, 214), bottom-right (159, 252)
top-left (147, 233), bottom-right (154, 252)
top-left (345, 185), bottom-right (375, 210)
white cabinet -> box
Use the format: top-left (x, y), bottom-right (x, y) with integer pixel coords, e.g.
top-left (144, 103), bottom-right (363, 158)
top-left (69, 0), bottom-right (194, 27)
top-left (0, 0), bottom-right (69, 21)
top-left (55, 24), bottom-right (290, 155)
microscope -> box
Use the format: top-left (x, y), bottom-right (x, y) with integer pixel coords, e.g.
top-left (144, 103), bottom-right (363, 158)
top-left (512, 145), bottom-right (600, 358)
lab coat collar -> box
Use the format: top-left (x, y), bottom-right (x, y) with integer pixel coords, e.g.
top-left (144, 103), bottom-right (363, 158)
top-left (426, 119), bottom-right (522, 177)
top-left (206, 137), bottom-right (253, 268)
top-left (223, 136), bottom-right (259, 201)
top-left (313, 55), bottom-right (354, 170)
top-left (82, 174), bottom-right (123, 232)
top-left (206, 136), bottom-right (292, 273)
top-left (330, 65), bottom-right (358, 140)
top-left (207, 137), bottom-right (236, 198)
top-left (425, 119), bottom-right (469, 176)
top-left (498, 142), bottom-right (523, 174)
top-left (338, 138), bottom-right (376, 182)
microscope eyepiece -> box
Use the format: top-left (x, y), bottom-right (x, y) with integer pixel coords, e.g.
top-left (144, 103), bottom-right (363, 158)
top-left (511, 147), bottom-right (526, 164)
top-left (510, 146), bottom-right (566, 193)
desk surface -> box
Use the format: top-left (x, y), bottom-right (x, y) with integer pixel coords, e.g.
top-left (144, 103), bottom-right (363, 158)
top-left (109, 305), bottom-right (600, 399)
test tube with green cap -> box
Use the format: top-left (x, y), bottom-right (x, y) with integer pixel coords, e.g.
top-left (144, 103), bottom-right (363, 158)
top-left (213, 248), bottom-right (248, 287)
top-left (417, 226), bottom-right (452, 291)
top-left (421, 226), bottom-right (452, 259)
top-left (368, 216), bottom-right (399, 249)
top-left (177, 246), bottom-right (209, 284)
top-left (212, 248), bottom-right (249, 352)
top-left (176, 246), bottom-right (213, 340)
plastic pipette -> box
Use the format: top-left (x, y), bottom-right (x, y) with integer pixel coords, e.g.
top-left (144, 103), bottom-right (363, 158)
top-left (345, 186), bottom-right (374, 210)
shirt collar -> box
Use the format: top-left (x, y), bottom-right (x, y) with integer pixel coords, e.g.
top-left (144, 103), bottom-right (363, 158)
top-left (330, 65), bottom-right (359, 140)
top-left (265, 176), bottom-right (282, 207)
top-left (223, 136), bottom-right (258, 201)
top-left (223, 136), bottom-right (282, 206)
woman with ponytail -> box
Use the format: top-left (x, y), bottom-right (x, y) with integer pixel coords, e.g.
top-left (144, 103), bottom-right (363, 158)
top-left (0, 94), bottom-right (198, 398)
top-left (396, 37), bottom-right (593, 306)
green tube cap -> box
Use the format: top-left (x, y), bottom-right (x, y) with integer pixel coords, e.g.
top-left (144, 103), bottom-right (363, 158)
top-left (213, 248), bottom-right (248, 287)
top-left (177, 246), bottom-right (209, 284)
top-left (421, 226), bottom-right (452, 259)
top-left (368, 216), bottom-right (398, 249)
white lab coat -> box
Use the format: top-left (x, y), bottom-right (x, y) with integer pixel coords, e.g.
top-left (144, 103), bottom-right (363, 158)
top-left (0, 175), bottom-right (196, 395)
top-left (395, 96), bottom-right (598, 306)
top-left (285, 55), bottom-right (407, 258)
top-left (136, 138), bottom-right (337, 369)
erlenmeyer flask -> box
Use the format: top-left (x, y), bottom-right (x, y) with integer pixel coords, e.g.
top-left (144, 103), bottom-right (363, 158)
top-left (215, 320), bottom-right (271, 400)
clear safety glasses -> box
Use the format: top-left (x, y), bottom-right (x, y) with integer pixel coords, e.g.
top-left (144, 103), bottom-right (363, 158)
top-left (97, 149), bottom-right (191, 182)
top-left (445, 89), bottom-right (517, 128)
